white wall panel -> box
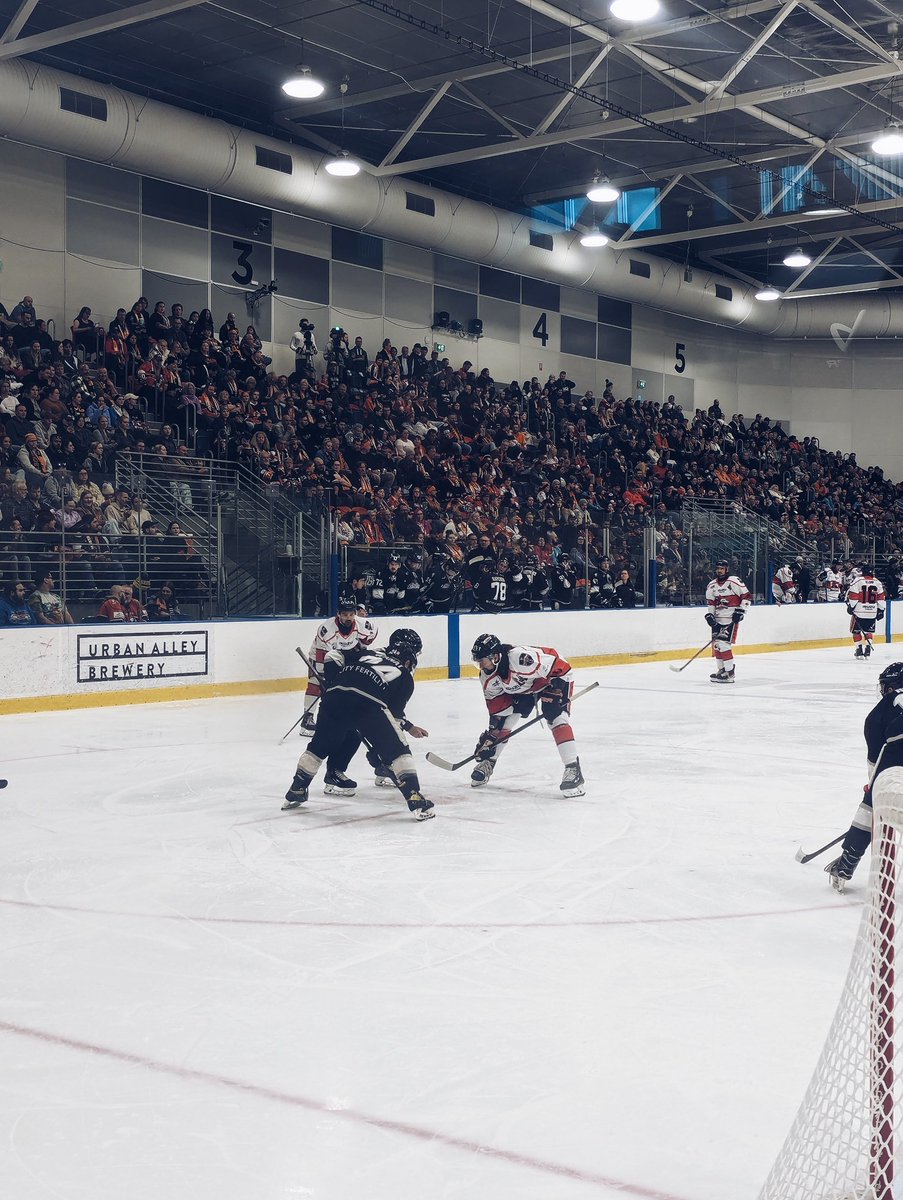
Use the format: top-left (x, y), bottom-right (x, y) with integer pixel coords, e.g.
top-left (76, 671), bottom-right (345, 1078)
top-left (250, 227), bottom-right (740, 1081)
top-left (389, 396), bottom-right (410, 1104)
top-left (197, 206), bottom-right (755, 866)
top-left (64, 257), bottom-right (141, 331)
top-left (142, 216), bottom-right (209, 279)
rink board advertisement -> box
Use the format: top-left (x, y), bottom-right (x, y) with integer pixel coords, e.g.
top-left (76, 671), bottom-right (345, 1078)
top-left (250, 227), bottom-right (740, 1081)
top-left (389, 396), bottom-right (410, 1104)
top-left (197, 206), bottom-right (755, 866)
top-left (0, 604), bottom-right (894, 713)
top-left (76, 631), bottom-right (209, 683)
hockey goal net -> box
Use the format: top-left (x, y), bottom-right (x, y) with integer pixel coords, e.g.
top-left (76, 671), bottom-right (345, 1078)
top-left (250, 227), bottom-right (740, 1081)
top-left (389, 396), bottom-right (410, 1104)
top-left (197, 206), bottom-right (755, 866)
top-left (758, 768), bottom-right (903, 1200)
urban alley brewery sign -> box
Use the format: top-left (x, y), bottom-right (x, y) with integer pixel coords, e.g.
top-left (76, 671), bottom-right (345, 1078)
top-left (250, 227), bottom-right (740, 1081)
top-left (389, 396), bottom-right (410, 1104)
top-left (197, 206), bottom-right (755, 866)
top-left (76, 631), bottom-right (209, 683)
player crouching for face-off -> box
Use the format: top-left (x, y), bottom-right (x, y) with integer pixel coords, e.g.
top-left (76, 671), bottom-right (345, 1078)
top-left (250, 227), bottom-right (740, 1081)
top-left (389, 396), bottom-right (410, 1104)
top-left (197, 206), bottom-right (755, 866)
top-left (704, 561), bottom-right (752, 684)
top-left (825, 662), bottom-right (903, 891)
top-left (283, 628), bottom-right (435, 821)
top-left (299, 594), bottom-right (377, 735)
top-left (470, 633), bottom-right (585, 796)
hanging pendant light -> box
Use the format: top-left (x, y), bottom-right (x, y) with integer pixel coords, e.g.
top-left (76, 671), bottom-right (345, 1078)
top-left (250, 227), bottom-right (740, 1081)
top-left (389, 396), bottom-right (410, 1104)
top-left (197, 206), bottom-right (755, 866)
top-left (325, 151), bottom-right (360, 177)
top-left (579, 226), bottom-right (609, 247)
top-left (755, 286), bottom-right (781, 301)
top-left (610, 0), bottom-right (661, 20)
top-left (282, 67), bottom-right (325, 100)
top-left (586, 172), bottom-right (620, 204)
top-left (783, 246), bottom-right (812, 268)
top-left (872, 121), bottom-right (903, 155)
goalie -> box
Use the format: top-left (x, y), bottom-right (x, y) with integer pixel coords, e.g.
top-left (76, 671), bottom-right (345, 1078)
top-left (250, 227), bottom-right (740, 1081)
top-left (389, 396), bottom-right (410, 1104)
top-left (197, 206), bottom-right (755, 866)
top-left (470, 633), bottom-right (585, 796)
top-left (825, 661), bottom-right (903, 890)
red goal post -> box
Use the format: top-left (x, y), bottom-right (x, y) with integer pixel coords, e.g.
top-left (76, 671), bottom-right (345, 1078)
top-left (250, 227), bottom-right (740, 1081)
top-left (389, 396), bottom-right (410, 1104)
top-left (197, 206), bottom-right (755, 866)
top-left (758, 767), bottom-right (903, 1200)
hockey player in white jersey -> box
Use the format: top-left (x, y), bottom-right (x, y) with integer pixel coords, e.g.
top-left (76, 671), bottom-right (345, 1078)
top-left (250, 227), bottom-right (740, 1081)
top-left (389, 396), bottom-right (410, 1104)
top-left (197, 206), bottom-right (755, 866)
top-left (470, 633), bottom-right (585, 796)
top-left (298, 593), bottom-right (378, 735)
top-left (815, 563), bottom-right (843, 603)
top-left (771, 563), bottom-right (797, 604)
top-left (705, 560), bottom-right (752, 684)
top-left (847, 563), bottom-right (886, 659)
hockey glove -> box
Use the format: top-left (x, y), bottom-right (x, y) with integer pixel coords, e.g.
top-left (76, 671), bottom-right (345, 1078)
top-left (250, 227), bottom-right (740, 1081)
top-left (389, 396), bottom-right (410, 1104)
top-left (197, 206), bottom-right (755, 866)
top-left (878, 609), bottom-right (885, 621)
top-left (731, 609), bottom-right (744, 624)
top-left (847, 606), bottom-right (855, 617)
top-left (474, 730), bottom-right (503, 761)
top-left (705, 613), bottom-right (717, 628)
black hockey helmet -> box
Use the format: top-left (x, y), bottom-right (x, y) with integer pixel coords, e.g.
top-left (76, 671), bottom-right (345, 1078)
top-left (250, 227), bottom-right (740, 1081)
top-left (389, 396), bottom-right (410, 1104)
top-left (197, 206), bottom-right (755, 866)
top-left (472, 632), bottom-right (502, 662)
top-left (859, 562), bottom-right (874, 576)
top-left (388, 627), bottom-right (422, 655)
top-left (387, 627), bottom-right (422, 667)
top-left (715, 559), bottom-right (729, 576)
top-left (405, 548), bottom-right (422, 564)
top-left (879, 663), bottom-right (903, 696)
top-left (387, 551), bottom-right (402, 566)
top-left (337, 592), bottom-right (356, 613)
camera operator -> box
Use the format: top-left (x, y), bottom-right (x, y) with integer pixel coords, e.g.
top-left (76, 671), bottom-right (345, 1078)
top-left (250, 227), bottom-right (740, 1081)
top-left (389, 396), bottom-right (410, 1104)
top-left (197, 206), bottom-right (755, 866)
top-left (289, 318), bottom-right (318, 382)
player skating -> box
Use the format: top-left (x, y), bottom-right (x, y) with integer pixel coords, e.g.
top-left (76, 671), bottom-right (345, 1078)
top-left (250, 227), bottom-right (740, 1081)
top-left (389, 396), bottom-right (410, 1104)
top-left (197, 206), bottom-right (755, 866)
top-left (704, 560), bottom-right (752, 684)
top-left (298, 593), bottom-right (377, 735)
top-left (283, 628), bottom-right (434, 820)
top-left (469, 633), bottom-right (585, 795)
top-left (824, 662), bottom-right (903, 890)
top-left (846, 563), bottom-right (885, 659)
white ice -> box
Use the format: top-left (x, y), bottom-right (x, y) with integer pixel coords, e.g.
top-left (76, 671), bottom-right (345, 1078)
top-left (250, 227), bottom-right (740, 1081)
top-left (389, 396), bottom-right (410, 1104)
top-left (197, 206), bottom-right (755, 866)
top-left (0, 644), bottom-right (885, 1199)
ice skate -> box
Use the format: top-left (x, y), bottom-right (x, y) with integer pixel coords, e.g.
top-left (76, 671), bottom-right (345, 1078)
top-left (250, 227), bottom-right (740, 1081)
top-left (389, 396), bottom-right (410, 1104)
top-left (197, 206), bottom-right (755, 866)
top-left (407, 792), bottom-right (435, 821)
top-left (282, 775), bottom-right (310, 810)
top-left (865, 642), bottom-right (872, 658)
top-left (471, 759), bottom-right (496, 787)
top-left (711, 668), bottom-right (735, 684)
top-left (560, 758), bottom-right (585, 797)
top-left (298, 710), bottom-right (317, 737)
top-left (324, 769), bottom-right (357, 796)
top-left (855, 645), bottom-right (864, 659)
top-left (825, 853), bottom-right (858, 892)
top-left (374, 764), bottom-right (396, 787)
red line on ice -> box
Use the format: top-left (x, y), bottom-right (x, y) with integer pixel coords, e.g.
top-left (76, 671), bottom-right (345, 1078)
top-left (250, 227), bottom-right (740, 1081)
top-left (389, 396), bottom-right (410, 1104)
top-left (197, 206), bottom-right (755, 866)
top-left (0, 1018), bottom-right (693, 1200)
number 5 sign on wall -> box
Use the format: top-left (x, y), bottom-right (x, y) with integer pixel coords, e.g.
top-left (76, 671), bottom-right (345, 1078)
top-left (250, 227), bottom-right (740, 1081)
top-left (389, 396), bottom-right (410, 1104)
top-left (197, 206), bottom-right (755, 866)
top-left (674, 342), bottom-right (687, 373)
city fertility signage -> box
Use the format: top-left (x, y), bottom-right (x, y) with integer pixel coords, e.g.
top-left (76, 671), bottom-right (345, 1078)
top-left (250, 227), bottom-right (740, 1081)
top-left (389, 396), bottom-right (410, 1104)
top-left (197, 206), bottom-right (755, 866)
top-left (76, 631), bottom-right (209, 683)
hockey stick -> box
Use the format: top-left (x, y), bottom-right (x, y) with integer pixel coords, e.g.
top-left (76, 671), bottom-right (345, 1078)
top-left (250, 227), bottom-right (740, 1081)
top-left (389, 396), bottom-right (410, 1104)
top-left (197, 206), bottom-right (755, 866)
top-left (795, 834), bottom-right (845, 864)
top-left (426, 681), bottom-right (600, 772)
top-left (278, 649), bottom-right (320, 742)
top-left (668, 635), bottom-right (717, 674)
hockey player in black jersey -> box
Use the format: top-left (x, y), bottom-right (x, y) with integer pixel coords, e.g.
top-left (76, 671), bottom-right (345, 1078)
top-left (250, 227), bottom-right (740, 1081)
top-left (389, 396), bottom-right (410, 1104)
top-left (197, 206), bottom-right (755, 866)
top-left (282, 628), bottom-right (434, 820)
top-left (422, 555), bottom-right (460, 613)
top-left (471, 557), bottom-right (513, 613)
top-left (825, 662), bottom-right (903, 890)
top-left (590, 557), bottom-right (618, 608)
top-left (519, 553), bottom-right (551, 611)
top-left (371, 552), bottom-right (411, 614)
top-left (549, 553), bottom-right (578, 610)
top-left (402, 550), bottom-right (424, 612)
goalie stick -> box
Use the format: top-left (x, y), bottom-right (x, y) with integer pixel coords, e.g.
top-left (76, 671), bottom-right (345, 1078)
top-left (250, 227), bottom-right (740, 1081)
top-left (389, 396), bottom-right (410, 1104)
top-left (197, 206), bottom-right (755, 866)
top-left (795, 833), bottom-right (845, 864)
top-left (668, 635), bottom-right (717, 674)
top-left (426, 681), bottom-right (600, 772)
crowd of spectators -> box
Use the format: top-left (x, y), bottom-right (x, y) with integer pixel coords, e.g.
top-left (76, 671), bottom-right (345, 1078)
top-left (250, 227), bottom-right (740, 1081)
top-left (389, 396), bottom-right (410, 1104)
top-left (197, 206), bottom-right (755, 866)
top-left (1, 291), bottom-right (902, 623)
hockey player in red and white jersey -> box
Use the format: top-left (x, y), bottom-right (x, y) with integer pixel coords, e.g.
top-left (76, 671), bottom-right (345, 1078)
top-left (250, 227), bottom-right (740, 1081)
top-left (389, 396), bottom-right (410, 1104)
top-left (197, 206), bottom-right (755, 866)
top-left (470, 633), bottom-right (585, 796)
top-left (298, 593), bottom-right (378, 735)
top-left (771, 563), bottom-right (798, 604)
top-left (815, 563), bottom-right (843, 602)
top-left (846, 563), bottom-right (886, 659)
top-left (705, 560), bottom-right (753, 684)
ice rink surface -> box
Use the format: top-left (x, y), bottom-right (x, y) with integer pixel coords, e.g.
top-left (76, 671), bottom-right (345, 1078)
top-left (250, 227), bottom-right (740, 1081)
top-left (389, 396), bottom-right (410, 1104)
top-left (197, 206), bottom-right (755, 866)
top-left (0, 643), bottom-right (887, 1199)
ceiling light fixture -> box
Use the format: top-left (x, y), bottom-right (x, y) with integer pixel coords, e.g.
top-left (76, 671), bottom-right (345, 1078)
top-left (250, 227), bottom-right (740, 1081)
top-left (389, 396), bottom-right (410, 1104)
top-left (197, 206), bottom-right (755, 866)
top-left (803, 204), bottom-right (844, 215)
top-left (755, 286), bottom-right (781, 301)
top-left (872, 121), bottom-right (903, 155)
top-left (783, 247), bottom-right (812, 268)
top-left (609, 0), bottom-right (661, 20)
top-left (325, 151), bottom-right (360, 177)
top-left (579, 227), bottom-right (609, 247)
top-left (586, 172), bottom-right (620, 204)
top-left (281, 42), bottom-right (325, 102)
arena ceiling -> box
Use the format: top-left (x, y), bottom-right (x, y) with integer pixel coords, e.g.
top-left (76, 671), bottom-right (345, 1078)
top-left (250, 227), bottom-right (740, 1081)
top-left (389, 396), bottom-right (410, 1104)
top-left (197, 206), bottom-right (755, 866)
top-left (3, 0), bottom-right (903, 298)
